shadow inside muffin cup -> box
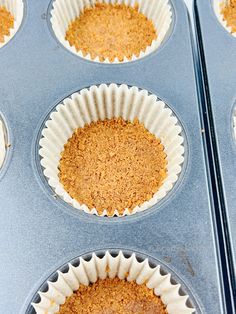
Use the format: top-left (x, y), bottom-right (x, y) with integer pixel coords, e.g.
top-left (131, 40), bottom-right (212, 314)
top-left (31, 250), bottom-right (196, 314)
top-left (0, 0), bottom-right (24, 48)
top-left (49, 0), bottom-right (173, 63)
top-left (39, 84), bottom-right (185, 217)
top-left (213, 0), bottom-right (236, 36)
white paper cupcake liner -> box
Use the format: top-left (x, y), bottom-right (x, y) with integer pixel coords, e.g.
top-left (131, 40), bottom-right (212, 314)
top-left (213, 0), bottom-right (236, 37)
top-left (32, 250), bottom-right (195, 314)
top-left (0, 0), bottom-right (24, 48)
top-left (50, 0), bottom-right (172, 63)
top-left (39, 84), bottom-right (185, 217)
top-left (0, 119), bottom-right (6, 169)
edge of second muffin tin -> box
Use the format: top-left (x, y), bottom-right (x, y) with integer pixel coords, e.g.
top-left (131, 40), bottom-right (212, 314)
top-left (193, 2), bottom-right (236, 312)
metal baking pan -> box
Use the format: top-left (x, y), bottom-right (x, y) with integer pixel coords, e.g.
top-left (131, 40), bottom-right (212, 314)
top-left (194, 0), bottom-right (236, 311)
top-left (0, 0), bottom-right (227, 313)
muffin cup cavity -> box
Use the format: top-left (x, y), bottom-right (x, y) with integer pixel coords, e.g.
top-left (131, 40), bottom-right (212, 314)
top-left (39, 84), bottom-right (185, 217)
top-left (0, 118), bottom-right (6, 169)
top-left (213, 0), bottom-right (236, 36)
top-left (50, 0), bottom-right (172, 63)
top-left (233, 107), bottom-right (236, 140)
top-left (0, 0), bottom-right (24, 48)
top-left (32, 250), bottom-right (195, 314)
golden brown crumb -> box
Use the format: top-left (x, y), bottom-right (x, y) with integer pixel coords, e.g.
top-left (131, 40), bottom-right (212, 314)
top-left (59, 118), bottom-right (167, 216)
top-left (221, 0), bottom-right (236, 32)
top-left (65, 3), bottom-right (157, 62)
top-left (0, 6), bottom-right (14, 43)
top-left (57, 278), bottom-right (167, 314)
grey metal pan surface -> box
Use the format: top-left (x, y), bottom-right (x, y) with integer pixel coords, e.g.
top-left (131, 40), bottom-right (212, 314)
top-left (194, 0), bottom-right (236, 311)
top-left (0, 0), bottom-right (227, 313)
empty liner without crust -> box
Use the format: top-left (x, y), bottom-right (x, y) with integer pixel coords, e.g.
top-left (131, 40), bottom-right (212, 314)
top-left (50, 0), bottom-right (172, 63)
top-left (213, 0), bottom-right (236, 36)
top-left (32, 251), bottom-right (195, 314)
top-left (39, 84), bottom-right (185, 217)
top-left (0, 0), bottom-right (24, 48)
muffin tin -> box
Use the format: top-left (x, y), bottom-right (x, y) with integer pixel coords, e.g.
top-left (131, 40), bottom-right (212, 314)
top-left (194, 0), bottom-right (236, 310)
top-left (0, 0), bottom-right (228, 313)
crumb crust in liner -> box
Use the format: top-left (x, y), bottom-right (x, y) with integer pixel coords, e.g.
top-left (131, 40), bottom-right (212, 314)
top-left (39, 84), bottom-right (185, 217)
top-left (65, 3), bottom-right (157, 62)
top-left (0, 6), bottom-right (14, 43)
top-left (50, 0), bottom-right (172, 63)
top-left (59, 117), bottom-right (167, 216)
top-left (0, 0), bottom-right (24, 48)
top-left (214, 0), bottom-right (236, 36)
top-left (58, 277), bottom-right (168, 313)
top-left (220, 0), bottom-right (236, 33)
top-left (32, 251), bottom-right (195, 314)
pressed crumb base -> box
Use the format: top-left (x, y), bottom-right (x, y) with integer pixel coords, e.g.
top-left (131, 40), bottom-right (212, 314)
top-left (57, 278), bottom-right (167, 314)
top-left (221, 0), bottom-right (236, 32)
top-left (65, 3), bottom-right (157, 62)
top-left (0, 6), bottom-right (14, 43)
top-left (59, 118), bottom-right (167, 216)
